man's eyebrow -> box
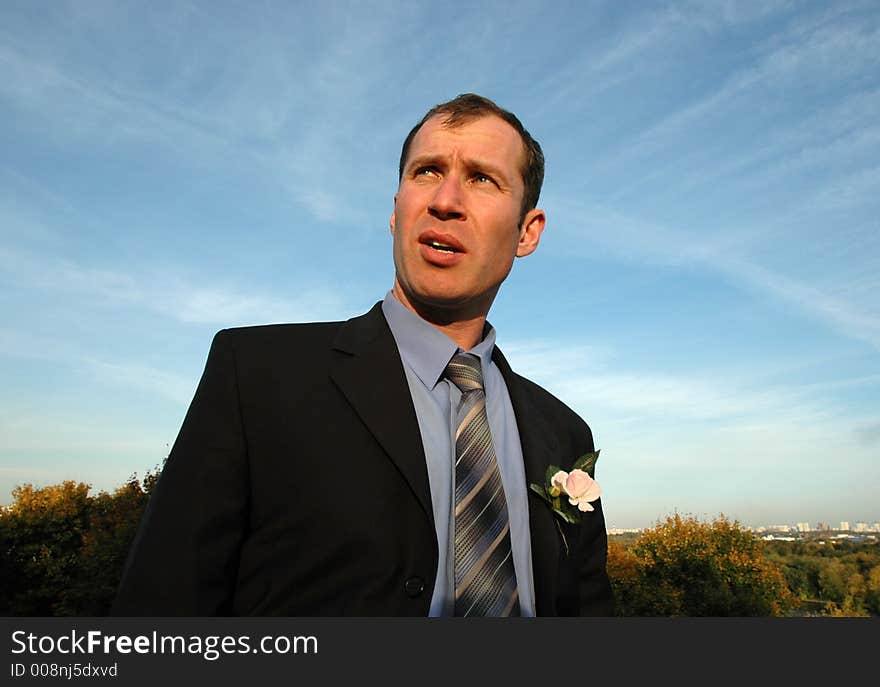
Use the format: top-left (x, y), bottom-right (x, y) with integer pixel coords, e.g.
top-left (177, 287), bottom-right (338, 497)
top-left (406, 153), bottom-right (512, 183)
top-left (405, 153), bottom-right (445, 171)
top-left (464, 157), bottom-right (509, 181)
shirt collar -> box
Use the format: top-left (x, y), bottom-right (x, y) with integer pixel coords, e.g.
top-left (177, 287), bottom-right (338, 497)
top-left (382, 290), bottom-right (497, 390)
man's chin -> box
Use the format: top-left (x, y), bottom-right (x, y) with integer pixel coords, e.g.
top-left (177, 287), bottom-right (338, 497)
top-left (395, 287), bottom-right (496, 325)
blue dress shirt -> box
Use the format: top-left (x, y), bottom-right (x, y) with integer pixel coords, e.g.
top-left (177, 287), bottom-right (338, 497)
top-left (382, 292), bottom-right (536, 616)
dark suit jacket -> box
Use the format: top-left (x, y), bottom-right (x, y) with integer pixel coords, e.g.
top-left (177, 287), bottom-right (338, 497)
top-left (112, 302), bottom-right (614, 616)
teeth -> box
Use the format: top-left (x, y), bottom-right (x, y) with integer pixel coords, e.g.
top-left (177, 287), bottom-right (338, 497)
top-left (429, 240), bottom-right (455, 252)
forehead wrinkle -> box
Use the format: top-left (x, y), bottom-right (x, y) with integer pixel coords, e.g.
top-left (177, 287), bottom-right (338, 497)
top-left (406, 148), bottom-right (516, 188)
top-left (463, 155), bottom-right (514, 188)
top-left (404, 116), bottom-right (527, 195)
top-left (441, 115), bottom-right (528, 182)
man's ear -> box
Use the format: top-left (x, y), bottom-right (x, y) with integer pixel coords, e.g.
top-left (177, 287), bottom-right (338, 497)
top-left (390, 194), bottom-right (398, 235)
top-left (516, 208), bottom-right (546, 258)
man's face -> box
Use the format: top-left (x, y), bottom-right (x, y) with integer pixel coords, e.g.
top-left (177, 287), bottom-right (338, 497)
top-left (390, 114), bottom-right (545, 321)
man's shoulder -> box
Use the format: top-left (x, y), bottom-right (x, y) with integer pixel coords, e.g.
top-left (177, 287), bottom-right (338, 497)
top-left (215, 320), bottom-right (345, 351)
top-left (210, 302), bottom-right (386, 355)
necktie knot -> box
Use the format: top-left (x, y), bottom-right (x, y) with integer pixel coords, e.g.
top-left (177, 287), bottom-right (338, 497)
top-left (444, 353), bottom-right (484, 394)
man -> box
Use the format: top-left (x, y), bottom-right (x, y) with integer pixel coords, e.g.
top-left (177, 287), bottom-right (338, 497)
top-left (113, 93), bottom-right (614, 617)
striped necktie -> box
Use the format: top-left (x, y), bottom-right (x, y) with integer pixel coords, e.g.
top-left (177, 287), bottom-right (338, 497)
top-left (445, 353), bottom-right (520, 617)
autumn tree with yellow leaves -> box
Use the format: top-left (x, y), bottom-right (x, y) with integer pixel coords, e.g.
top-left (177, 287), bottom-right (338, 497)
top-left (0, 471), bottom-right (159, 616)
top-left (607, 514), bottom-right (794, 616)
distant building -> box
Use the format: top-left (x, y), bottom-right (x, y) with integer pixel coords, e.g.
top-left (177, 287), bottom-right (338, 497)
top-left (851, 522), bottom-right (880, 533)
top-left (834, 534), bottom-right (872, 543)
top-left (839, 521), bottom-right (850, 531)
top-left (796, 522), bottom-right (811, 532)
top-left (817, 522), bottom-right (830, 531)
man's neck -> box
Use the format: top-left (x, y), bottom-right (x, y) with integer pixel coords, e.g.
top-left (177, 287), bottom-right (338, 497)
top-left (430, 317), bottom-right (487, 351)
top-left (391, 284), bottom-right (491, 351)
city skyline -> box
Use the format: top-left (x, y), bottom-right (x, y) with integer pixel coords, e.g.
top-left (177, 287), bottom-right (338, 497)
top-left (609, 519), bottom-right (880, 534)
top-left (1, 2), bottom-right (878, 530)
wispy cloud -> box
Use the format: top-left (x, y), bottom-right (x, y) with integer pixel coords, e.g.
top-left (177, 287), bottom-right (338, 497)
top-left (0, 326), bottom-right (194, 405)
top-left (504, 339), bottom-right (832, 426)
top-left (149, 272), bottom-right (350, 325)
top-left (502, 335), bottom-right (879, 527)
top-left (0, 40), bottom-right (229, 154)
top-left (0, 20), bottom-right (383, 227)
top-left (502, 334), bottom-right (880, 484)
top-left (596, 11), bottom-right (880, 172)
top-left (80, 358), bottom-right (195, 405)
top-left (714, 257), bottom-right (880, 349)
top-left (0, 465), bottom-right (72, 481)
top-left (535, 0), bottom-right (797, 117)
top-left (0, 246), bottom-right (351, 326)
top-left (0, 407), bottom-right (169, 502)
top-left (624, 88), bottom-right (880, 222)
top-left (0, 327), bottom-right (80, 362)
top-left (545, 197), bottom-right (880, 350)
top-left (855, 421), bottom-right (880, 446)
top-left (0, 403), bottom-right (168, 454)
top-left (500, 339), bottom-right (614, 380)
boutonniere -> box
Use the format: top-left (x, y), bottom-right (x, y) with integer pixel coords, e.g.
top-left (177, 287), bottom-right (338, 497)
top-left (529, 451), bottom-right (601, 553)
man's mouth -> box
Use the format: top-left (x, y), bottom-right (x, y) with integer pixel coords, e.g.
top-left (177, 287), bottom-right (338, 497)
top-left (419, 232), bottom-right (466, 255)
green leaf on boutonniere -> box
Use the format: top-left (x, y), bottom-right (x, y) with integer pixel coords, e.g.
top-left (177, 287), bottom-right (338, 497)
top-left (572, 450), bottom-right (600, 478)
top-left (553, 504), bottom-right (581, 525)
top-left (529, 482), bottom-right (548, 500)
top-left (544, 464), bottom-right (561, 486)
top-left (528, 481), bottom-right (580, 525)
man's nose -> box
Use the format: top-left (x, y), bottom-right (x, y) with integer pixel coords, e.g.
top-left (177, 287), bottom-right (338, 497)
top-left (428, 175), bottom-right (465, 220)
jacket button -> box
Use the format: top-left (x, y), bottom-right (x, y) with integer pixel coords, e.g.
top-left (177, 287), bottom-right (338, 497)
top-left (404, 576), bottom-right (425, 597)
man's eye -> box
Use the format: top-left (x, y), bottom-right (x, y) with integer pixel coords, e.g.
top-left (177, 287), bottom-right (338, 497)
top-left (473, 173), bottom-right (494, 184)
top-left (415, 166), bottom-right (438, 176)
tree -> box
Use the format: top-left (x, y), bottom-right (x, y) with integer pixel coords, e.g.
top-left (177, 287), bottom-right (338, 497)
top-left (818, 559), bottom-right (847, 604)
top-left (0, 482), bottom-right (92, 615)
top-left (865, 566), bottom-right (880, 615)
top-left (606, 513), bottom-right (793, 616)
top-left (0, 468), bottom-right (160, 616)
top-left (55, 476), bottom-right (154, 615)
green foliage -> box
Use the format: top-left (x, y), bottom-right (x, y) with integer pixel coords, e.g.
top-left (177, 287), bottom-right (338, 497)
top-left (607, 513), bottom-right (794, 616)
top-left (763, 538), bottom-right (880, 616)
top-left (818, 560), bottom-right (848, 603)
top-left (612, 527), bottom-right (880, 617)
top-left (865, 567), bottom-right (880, 615)
top-left (0, 468), bottom-right (160, 616)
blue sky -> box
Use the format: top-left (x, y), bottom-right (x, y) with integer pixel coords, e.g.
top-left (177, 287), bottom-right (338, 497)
top-left (1, 0), bottom-right (878, 529)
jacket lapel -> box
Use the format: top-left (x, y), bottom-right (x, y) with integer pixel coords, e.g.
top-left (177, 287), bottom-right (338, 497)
top-left (329, 302), bottom-right (435, 530)
top-left (492, 346), bottom-right (562, 617)
top-left (329, 304), bottom-right (560, 613)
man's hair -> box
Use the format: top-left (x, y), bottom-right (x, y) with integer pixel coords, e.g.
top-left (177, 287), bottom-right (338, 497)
top-left (398, 93), bottom-right (545, 220)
